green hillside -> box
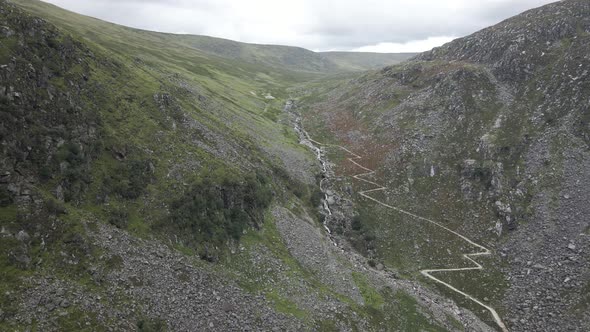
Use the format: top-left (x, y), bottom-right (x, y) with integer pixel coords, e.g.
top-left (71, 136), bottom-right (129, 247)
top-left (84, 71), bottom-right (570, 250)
top-left (11, 0), bottom-right (409, 74)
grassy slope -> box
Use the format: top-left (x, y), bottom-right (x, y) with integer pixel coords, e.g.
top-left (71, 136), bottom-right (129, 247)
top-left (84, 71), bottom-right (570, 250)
top-left (174, 34), bottom-right (339, 73)
top-left (1, 0), bottom-right (314, 326)
top-left (4, 0), bottom-right (327, 259)
top-left (11, 0), bottom-right (322, 83)
top-left (13, 0), bottom-right (412, 74)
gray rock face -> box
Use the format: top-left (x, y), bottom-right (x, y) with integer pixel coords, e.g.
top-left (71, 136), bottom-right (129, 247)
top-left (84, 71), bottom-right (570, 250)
top-left (15, 230), bottom-right (30, 243)
top-left (326, 195), bottom-right (336, 206)
top-left (0, 1), bottom-right (103, 208)
top-left (501, 142), bottom-right (590, 331)
top-left (273, 206), bottom-right (362, 302)
top-left (417, 0), bottom-right (590, 85)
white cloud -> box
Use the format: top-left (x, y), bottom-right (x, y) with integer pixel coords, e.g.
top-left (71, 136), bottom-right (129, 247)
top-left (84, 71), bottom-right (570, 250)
top-left (41, 0), bottom-right (557, 52)
top-left (352, 36), bottom-right (457, 53)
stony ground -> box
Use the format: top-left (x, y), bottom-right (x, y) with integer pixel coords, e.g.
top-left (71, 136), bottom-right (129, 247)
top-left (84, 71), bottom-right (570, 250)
top-left (16, 221), bottom-right (303, 331)
top-left (501, 128), bottom-right (590, 331)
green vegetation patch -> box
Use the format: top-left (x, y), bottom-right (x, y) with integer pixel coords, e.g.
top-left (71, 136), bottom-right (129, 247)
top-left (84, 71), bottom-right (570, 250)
top-left (0, 36), bottom-right (17, 63)
top-left (100, 157), bottom-right (155, 201)
top-left (265, 289), bottom-right (308, 319)
top-left (0, 228), bottom-right (30, 322)
top-left (158, 169), bottom-right (272, 261)
top-left (573, 280), bottom-right (590, 316)
top-left (137, 317), bottom-right (167, 332)
top-left (56, 308), bottom-right (108, 332)
top-left (352, 271), bottom-right (384, 309)
top-left (392, 289), bottom-right (447, 331)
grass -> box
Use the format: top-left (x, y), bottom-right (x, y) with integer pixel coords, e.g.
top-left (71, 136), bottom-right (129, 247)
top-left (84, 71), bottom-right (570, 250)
top-left (0, 35), bottom-right (18, 63)
top-left (0, 235), bottom-right (31, 329)
top-left (264, 289), bottom-right (308, 320)
top-left (0, 205), bottom-right (17, 223)
top-left (447, 313), bottom-right (465, 331)
top-left (56, 308), bottom-right (108, 332)
top-left (222, 209), bottom-right (315, 292)
top-left (11, 0), bottom-right (408, 75)
top-left (391, 289), bottom-right (448, 332)
top-left (352, 271), bottom-right (384, 309)
top-left (6, 0), bottom-right (314, 250)
top-left (572, 280), bottom-right (590, 316)
top-left (220, 207), bottom-right (451, 330)
top-left (422, 262), bottom-right (509, 328)
top-left (219, 209), bottom-right (322, 327)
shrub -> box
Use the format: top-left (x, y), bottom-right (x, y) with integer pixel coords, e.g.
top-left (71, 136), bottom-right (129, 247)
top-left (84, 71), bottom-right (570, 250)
top-left (0, 187), bottom-right (13, 207)
top-left (108, 208), bottom-right (129, 229)
top-left (39, 165), bottom-right (53, 181)
top-left (351, 215), bottom-right (363, 231)
top-left (161, 170), bottom-right (272, 260)
top-left (310, 188), bottom-right (323, 208)
top-left (102, 158), bottom-right (154, 200)
top-left (46, 198), bottom-right (66, 216)
top-left (137, 318), bottom-right (166, 332)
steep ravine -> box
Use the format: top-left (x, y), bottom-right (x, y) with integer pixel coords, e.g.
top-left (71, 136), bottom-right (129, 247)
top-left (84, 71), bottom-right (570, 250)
top-left (286, 100), bottom-right (498, 332)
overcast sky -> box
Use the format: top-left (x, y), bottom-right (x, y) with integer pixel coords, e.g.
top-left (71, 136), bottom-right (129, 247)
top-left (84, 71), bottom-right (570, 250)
top-left (41, 0), bottom-right (556, 53)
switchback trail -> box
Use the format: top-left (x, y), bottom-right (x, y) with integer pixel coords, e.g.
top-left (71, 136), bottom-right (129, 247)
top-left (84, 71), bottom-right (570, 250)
top-left (299, 125), bottom-right (508, 332)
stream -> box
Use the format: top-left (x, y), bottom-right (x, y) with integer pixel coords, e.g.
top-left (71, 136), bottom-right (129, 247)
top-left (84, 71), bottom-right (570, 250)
top-left (286, 100), bottom-right (333, 233)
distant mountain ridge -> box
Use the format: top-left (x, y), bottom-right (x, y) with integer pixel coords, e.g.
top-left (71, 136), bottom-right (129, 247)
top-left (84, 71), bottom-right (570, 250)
top-left (11, 0), bottom-right (413, 73)
top-left (320, 51), bottom-right (417, 71)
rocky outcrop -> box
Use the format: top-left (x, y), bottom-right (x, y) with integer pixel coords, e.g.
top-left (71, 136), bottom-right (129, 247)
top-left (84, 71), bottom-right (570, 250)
top-left (417, 0), bottom-right (590, 84)
top-left (0, 5), bottom-right (102, 205)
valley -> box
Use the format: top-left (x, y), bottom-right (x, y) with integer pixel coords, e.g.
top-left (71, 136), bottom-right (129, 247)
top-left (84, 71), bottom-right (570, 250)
top-left (1, 0), bottom-right (589, 331)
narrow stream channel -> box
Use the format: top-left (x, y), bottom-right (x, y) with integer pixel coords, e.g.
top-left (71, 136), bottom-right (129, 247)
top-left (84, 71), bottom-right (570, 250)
top-left (286, 100), bottom-right (333, 234)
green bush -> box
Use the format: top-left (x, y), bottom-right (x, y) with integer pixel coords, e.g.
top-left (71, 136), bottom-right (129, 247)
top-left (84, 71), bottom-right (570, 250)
top-left (102, 158), bottom-right (154, 200)
top-left (310, 187), bottom-right (323, 208)
top-left (46, 198), bottom-right (66, 216)
top-left (108, 208), bottom-right (129, 229)
top-left (0, 187), bottom-right (12, 207)
top-left (348, 210), bottom-right (378, 256)
top-left (351, 215), bottom-right (363, 231)
top-left (137, 318), bottom-right (166, 332)
top-left (54, 142), bottom-right (94, 202)
top-left (161, 170), bottom-right (272, 260)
